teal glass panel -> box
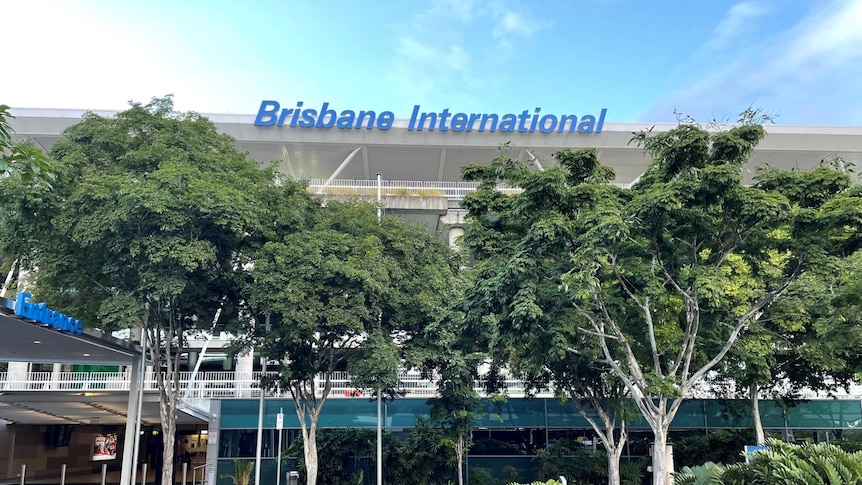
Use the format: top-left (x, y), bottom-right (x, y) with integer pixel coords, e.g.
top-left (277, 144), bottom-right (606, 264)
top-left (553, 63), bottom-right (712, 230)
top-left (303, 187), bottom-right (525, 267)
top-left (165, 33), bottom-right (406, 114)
top-left (220, 399), bottom-right (300, 429)
top-left (701, 400), bottom-right (755, 429)
top-left (755, 401), bottom-right (786, 429)
top-left (785, 400), bottom-right (862, 429)
top-left (475, 398), bottom-right (545, 428)
top-left (317, 399), bottom-right (379, 428)
top-left (387, 399), bottom-right (431, 428)
top-left (545, 399), bottom-right (593, 428)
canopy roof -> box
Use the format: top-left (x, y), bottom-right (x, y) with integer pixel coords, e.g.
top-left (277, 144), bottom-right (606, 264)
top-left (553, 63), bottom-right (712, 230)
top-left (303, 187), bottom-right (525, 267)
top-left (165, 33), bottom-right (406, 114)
top-left (11, 109), bottom-right (862, 186)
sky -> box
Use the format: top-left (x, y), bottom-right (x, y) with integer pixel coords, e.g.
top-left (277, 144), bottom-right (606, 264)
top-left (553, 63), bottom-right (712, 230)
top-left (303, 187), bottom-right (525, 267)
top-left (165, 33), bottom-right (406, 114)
top-left (3, 0), bottom-right (862, 126)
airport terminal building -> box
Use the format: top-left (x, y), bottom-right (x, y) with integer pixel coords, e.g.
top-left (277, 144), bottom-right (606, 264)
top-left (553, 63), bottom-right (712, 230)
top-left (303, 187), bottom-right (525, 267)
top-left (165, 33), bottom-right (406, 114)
top-left (3, 103), bottom-right (862, 484)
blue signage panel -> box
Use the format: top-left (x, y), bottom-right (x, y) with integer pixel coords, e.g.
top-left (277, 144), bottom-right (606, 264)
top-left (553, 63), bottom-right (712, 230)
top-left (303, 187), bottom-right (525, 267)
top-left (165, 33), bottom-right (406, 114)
top-left (9, 291), bottom-right (83, 334)
top-left (254, 100), bottom-right (607, 134)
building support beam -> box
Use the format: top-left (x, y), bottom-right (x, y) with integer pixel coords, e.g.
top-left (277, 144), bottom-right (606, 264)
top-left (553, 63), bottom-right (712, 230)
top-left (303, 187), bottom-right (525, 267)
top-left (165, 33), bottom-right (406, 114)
top-left (280, 145), bottom-right (296, 178)
top-left (119, 354), bottom-right (141, 485)
top-left (525, 149), bottom-right (544, 171)
top-left (317, 146), bottom-right (363, 194)
top-left (362, 146), bottom-right (370, 180)
top-left (437, 147), bottom-right (447, 181)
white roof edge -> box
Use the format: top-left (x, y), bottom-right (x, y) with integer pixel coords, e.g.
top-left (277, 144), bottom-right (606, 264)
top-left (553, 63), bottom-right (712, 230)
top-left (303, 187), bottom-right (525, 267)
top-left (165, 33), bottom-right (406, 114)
top-left (8, 107), bottom-right (862, 136)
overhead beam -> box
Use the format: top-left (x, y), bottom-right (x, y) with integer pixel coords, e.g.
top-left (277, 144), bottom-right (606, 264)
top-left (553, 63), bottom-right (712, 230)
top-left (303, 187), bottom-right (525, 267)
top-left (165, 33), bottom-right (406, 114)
top-left (437, 147), bottom-right (447, 181)
top-left (362, 146), bottom-right (370, 179)
top-left (318, 146), bottom-right (363, 194)
top-left (280, 144), bottom-right (296, 178)
top-left (4, 401), bottom-right (89, 424)
top-left (525, 150), bottom-right (545, 171)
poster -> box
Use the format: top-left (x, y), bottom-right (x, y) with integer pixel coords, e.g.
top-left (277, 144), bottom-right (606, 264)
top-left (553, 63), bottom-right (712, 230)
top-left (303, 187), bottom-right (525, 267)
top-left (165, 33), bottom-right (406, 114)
top-left (92, 433), bottom-right (118, 461)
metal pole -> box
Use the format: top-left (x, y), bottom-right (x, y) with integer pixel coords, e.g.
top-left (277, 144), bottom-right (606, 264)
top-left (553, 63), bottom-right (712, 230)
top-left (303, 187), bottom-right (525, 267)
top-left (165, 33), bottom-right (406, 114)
top-left (277, 408), bottom-right (284, 485)
top-left (60, 464), bottom-right (66, 485)
top-left (141, 464), bottom-right (147, 485)
top-left (255, 359), bottom-right (266, 485)
top-left (101, 463), bottom-right (107, 485)
top-left (182, 462), bottom-right (188, 485)
top-left (376, 172), bottom-right (383, 485)
top-left (131, 326), bottom-right (148, 485)
top-left (19, 464), bottom-right (25, 485)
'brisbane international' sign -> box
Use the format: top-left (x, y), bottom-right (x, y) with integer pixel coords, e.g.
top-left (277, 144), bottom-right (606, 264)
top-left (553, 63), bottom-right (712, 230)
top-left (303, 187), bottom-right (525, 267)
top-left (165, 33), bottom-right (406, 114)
top-left (253, 100), bottom-right (607, 134)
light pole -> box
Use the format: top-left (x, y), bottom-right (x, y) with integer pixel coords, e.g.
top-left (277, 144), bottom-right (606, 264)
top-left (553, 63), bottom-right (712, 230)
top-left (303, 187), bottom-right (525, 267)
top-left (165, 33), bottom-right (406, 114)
top-left (376, 173), bottom-right (383, 485)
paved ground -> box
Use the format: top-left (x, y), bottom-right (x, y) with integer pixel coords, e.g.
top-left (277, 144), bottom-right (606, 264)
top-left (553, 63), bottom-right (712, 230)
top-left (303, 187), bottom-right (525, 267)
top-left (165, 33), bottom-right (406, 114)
top-left (3, 467), bottom-right (203, 485)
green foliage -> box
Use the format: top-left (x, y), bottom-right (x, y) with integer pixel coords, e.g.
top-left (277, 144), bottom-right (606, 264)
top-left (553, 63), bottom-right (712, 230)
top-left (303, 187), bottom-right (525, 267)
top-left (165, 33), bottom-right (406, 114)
top-left (533, 439), bottom-right (606, 484)
top-left (1, 96), bottom-right (278, 331)
top-left (506, 480), bottom-right (562, 485)
top-left (0, 96), bottom-right (282, 485)
top-left (460, 114), bottom-right (860, 482)
top-left (674, 429), bottom-right (755, 469)
top-left (248, 199), bottom-right (459, 394)
top-left (469, 467), bottom-right (503, 485)
top-left (674, 439), bottom-right (862, 484)
top-left (393, 417), bottom-right (456, 485)
top-left (0, 104), bottom-right (55, 187)
top-left (673, 461), bottom-right (727, 485)
top-left (286, 428), bottom-right (400, 485)
top-left (220, 459), bottom-right (254, 485)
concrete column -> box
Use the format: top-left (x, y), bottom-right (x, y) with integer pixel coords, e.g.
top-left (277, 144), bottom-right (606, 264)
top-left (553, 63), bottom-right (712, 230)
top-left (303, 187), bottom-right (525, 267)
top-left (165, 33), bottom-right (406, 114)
top-left (7, 362), bottom-right (28, 390)
top-left (51, 363), bottom-right (63, 390)
top-left (448, 227), bottom-right (465, 250)
top-left (120, 355), bottom-right (142, 485)
top-left (235, 352), bottom-right (254, 396)
top-left (205, 400), bottom-right (221, 485)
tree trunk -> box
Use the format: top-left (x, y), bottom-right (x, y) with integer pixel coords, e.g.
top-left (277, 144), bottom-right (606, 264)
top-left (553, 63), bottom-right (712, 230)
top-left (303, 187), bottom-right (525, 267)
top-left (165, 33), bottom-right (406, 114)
top-left (651, 426), bottom-right (673, 485)
top-left (304, 426), bottom-right (318, 485)
top-left (455, 433), bottom-right (464, 485)
top-left (751, 383), bottom-right (765, 445)
top-left (607, 443), bottom-right (623, 485)
top-left (161, 412), bottom-right (176, 485)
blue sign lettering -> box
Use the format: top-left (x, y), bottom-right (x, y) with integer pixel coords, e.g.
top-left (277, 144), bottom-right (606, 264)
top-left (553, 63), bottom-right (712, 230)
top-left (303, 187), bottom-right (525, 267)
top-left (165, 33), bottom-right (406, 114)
top-left (10, 292), bottom-right (83, 334)
top-left (254, 101), bottom-right (607, 134)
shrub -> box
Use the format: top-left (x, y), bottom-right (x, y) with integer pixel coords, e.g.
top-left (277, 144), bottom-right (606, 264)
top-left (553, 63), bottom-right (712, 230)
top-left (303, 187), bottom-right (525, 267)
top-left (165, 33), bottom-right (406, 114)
top-left (674, 439), bottom-right (862, 484)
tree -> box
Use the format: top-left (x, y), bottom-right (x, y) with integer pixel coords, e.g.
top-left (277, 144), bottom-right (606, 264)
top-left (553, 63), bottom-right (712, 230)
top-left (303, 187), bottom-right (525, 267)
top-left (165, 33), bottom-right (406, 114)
top-left (0, 104), bottom-right (55, 187)
top-left (458, 147), bottom-right (636, 485)
top-left (243, 199), bottom-right (459, 485)
top-left (714, 167), bottom-right (862, 444)
top-left (0, 96), bottom-right (277, 485)
top-left (458, 115), bottom-right (860, 484)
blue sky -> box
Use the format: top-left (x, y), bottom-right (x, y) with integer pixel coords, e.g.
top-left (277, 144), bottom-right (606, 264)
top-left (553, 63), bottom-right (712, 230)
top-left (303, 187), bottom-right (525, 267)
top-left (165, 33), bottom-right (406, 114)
top-left (3, 0), bottom-right (862, 126)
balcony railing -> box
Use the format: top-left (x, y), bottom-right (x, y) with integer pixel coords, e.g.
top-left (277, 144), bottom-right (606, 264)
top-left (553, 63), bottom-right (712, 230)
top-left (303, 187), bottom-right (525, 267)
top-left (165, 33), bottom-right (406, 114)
top-left (1, 370), bottom-right (860, 401)
top-left (308, 179), bottom-right (521, 201)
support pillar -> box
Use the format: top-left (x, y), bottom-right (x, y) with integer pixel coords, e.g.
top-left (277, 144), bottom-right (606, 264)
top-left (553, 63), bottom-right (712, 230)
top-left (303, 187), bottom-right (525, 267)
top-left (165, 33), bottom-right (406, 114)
top-left (120, 353), bottom-right (142, 485)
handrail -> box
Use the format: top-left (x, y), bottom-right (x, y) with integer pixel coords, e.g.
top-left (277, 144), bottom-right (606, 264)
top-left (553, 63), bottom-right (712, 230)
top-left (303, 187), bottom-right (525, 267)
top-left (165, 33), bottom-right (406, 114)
top-left (307, 179), bottom-right (522, 201)
top-left (191, 464), bottom-right (207, 485)
top-left (1, 370), bottom-right (860, 400)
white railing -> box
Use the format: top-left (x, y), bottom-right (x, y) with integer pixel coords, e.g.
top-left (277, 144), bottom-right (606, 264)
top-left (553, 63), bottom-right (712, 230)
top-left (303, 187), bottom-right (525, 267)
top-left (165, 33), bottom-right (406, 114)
top-left (308, 179), bottom-right (521, 201)
top-left (2, 370), bottom-right (861, 401)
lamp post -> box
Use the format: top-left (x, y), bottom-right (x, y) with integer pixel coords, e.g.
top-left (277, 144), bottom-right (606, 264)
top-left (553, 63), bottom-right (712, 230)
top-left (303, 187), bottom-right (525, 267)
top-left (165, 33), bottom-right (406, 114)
top-left (376, 173), bottom-right (383, 485)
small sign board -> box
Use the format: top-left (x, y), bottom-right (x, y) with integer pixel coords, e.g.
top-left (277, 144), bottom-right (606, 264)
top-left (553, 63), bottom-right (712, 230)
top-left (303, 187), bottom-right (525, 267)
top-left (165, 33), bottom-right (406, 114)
top-left (744, 445), bottom-right (767, 463)
top-left (277, 412), bottom-right (284, 430)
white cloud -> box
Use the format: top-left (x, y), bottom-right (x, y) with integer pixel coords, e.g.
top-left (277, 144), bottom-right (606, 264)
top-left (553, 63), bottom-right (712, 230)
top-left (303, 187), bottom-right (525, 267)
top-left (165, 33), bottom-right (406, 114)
top-left (384, 0), bottom-right (550, 106)
top-left (641, 0), bottom-right (862, 125)
top-left (704, 1), bottom-right (769, 52)
top-left (492, 9), bottom-right (547, 38)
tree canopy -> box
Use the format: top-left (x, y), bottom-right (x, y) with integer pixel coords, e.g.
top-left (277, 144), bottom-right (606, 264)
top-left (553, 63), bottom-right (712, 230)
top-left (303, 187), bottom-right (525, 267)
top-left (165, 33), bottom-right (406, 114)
top-left (243, 198), bottom-right (460, 485)
top-left (0, 104), bottom-right (55, 188)
top-left (459, 118), bottom-right (861, 484)
top-left (0, 96), bottom-right (283, 485)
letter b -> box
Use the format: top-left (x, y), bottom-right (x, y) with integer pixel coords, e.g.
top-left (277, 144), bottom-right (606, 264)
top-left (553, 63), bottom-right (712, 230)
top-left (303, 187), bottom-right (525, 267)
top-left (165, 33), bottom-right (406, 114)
top-left (254, 100), bottom-right (280, 126)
